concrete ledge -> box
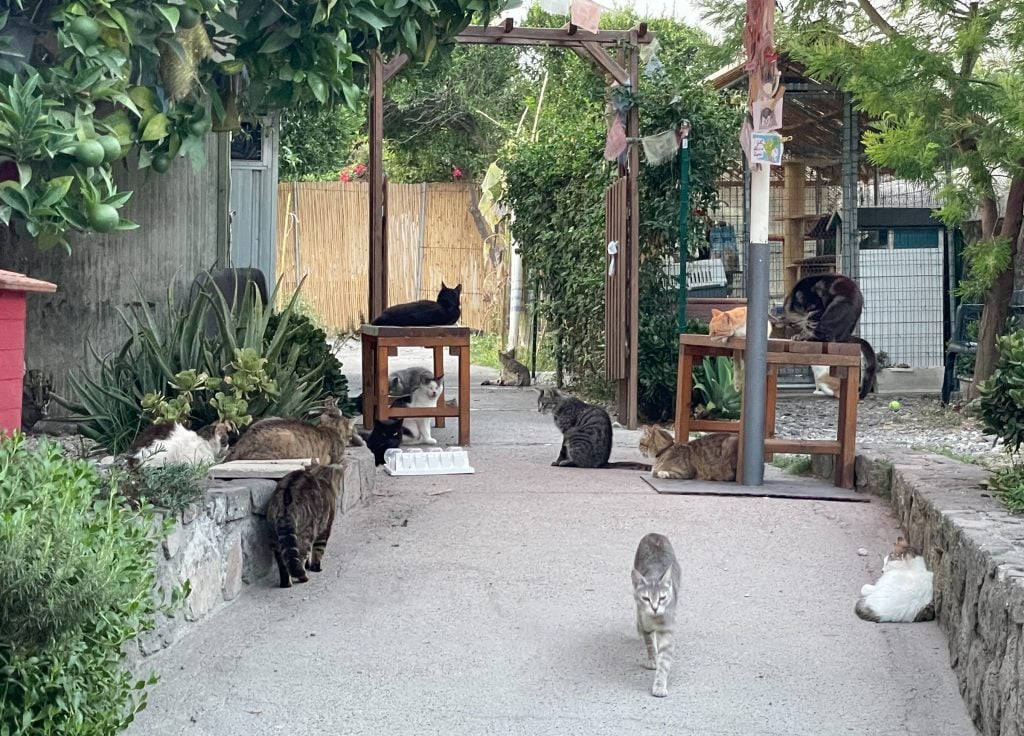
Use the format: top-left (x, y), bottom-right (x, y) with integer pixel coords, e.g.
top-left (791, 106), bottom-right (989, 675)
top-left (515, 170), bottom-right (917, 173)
top-left (134, 449), bottom-right (376, 660)
top-left (814, 445), bottom-right (1024, 735)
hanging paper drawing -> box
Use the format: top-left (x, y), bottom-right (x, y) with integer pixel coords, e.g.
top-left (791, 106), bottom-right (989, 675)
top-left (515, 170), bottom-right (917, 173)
top-left (751, 131), bottom-right (783, 165)
top-left (604, 115), bottom-right (628, 161)
top-left (570, 0), bottom-right (601, 33)
top-left (753, 94), bottom-right (783, 131)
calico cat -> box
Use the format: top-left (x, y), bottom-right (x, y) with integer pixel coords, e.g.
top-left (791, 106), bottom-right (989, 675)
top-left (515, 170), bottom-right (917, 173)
top-left (855, 537), bottom-right (935, 623)
top-left (775, 274), bottom-right (877, 399)
top-left (225, 397), bottom-right (359, 464)
top-left (389, 366), bottom-right (442, 444)
top-left (360, 417), bottom-right (405, 466)
top-left (265, 465), bottom-right (342, 588)
top-left (638, 426), bottom-right (738, 481)
top-left (708, 307), bottom-right (772, 391)
top-left (128, 421), bottom-right (229, 467)
top-left (481, 348), bottom-right (531, 387)
top-left (632, 532), bottom-right (682, 698)
top-left (371, 282), bottom-right (462, 327)
top-left (536, 386), bottom-right (650, 470)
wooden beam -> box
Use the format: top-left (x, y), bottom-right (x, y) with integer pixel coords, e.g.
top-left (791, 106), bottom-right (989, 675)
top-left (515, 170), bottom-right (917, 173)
top-left (368, 50), bottom-right (387, 321)
top-left (622, 29), bottom-right (640, 429)
top-left (382, 53), bottom-right (409, 83)
top-left (455, 24), bottom-right (653, 47)
top-left (783, 161), bottom-right (805, 294)
top-left (580, 41), bottom-right (628, 86)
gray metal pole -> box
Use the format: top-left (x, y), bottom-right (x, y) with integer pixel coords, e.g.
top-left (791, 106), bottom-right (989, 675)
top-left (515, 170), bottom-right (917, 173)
top-left (742, 239), bottom-right (770, 485)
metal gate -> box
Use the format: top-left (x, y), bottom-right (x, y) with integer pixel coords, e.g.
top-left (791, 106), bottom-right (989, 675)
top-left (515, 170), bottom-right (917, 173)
top-left (605, 176), bottom-right (627, 380)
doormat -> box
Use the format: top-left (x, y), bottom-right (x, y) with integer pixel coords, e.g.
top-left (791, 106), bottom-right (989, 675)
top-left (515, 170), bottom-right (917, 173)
top-left (642, 466), bottom-right (869, 503)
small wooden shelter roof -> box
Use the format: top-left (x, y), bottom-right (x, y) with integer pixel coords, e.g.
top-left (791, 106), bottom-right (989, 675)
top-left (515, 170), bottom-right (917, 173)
top-left (0, 269), bottom-right (57, 293)
top-left (707, 54), bottom-right (878, 181)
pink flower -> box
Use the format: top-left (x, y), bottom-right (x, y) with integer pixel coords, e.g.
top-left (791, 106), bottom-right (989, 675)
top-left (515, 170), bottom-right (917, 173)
top-left (339, 171), bottom-right (351, 182)
top-left (354, 163), bottom-right (367, 175)
top-left (452, 166), bottom-right (463, 180)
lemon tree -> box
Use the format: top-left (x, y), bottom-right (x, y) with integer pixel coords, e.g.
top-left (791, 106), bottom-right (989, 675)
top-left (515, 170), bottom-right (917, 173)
top-left (0, 0), bottom-right (505, 251)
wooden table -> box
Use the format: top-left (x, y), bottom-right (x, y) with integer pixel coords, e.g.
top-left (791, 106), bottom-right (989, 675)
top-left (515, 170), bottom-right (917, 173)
top-left (675, 334), bottom-right (861, 488)
top-left (360, 325), bottom-right (471, 446)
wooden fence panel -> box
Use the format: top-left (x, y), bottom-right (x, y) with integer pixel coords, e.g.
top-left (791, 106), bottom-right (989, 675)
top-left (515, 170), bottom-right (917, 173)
top-left (275, 181), bottom-right (501, 333)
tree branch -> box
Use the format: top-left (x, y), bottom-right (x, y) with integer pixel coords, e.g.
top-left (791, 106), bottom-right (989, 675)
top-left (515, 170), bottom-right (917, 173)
top-left (857, 0), bottom-right (898, 38)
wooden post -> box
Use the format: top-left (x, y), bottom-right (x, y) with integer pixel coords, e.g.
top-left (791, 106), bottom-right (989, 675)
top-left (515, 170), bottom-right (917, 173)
top-left (368, 50), bottom-right (387, 322)
top-left (783, 161), bottom-right (805, 294)
top-left (619, 28), bottom-right (640, 430)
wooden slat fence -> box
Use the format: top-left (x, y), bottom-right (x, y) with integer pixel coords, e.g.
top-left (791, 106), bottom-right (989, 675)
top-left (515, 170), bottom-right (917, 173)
top-left (276, 181), bottom-right (505, 333)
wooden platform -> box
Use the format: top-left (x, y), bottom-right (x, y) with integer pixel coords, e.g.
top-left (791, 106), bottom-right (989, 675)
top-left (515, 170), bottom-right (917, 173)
top-left (360, 325), bottom-right (471, 446)
top-left (642, 466), bottom-right (869, 503)
top-left (676, 333), bottom-right (861, 488)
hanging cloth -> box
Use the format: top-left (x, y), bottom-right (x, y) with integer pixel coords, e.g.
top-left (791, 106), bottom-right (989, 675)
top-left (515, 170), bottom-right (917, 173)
top-left (570, 0), bottom-right (601, 33)
top-left (641, 129), bottom-right (680, 166)
top-left (604, 114), bottom-right (628, 161)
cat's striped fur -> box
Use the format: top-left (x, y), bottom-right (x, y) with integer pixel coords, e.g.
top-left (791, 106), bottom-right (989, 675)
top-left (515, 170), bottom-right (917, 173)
top-left (632, 533), bottom-right (681, 697)
top-left (225, 396), bottom-right (360, 464)
top-left (265, 465), bottom-right (341, 588)
top-left (536, 386), bottom-right (649, 470)
top-left (638, 426), bottom-right (738, 481)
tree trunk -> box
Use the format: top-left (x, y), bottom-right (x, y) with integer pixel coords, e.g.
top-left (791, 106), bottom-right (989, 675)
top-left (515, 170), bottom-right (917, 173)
top-left (971, 174), bottom-right (1024, 397)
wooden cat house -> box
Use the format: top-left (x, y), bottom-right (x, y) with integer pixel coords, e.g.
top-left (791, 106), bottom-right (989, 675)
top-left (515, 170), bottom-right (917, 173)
top-left (0, 270), bottom-right (57, 434)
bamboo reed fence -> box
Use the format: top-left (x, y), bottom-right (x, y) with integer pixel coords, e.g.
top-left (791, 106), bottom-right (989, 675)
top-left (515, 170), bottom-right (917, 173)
top-left (276, 181), bottom-right (507, 334)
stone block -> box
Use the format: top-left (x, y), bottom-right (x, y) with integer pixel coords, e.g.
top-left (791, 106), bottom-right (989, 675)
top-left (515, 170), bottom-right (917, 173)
top-left (241, 516), bottom-right (274, 584)
top-left (341, 460), bottom-right (362, 514)
top-left (854, 452), bottom-right (892, 497)
top-left (248, 479), bottom-right (277, 514)
top-left (222, 534), bottom-right (243, 601)
top-left (205, 492), bottom-right (227, 524)
top-left (219, 484), bottom-right (252, 521)
top-left (162, 520), bottom-right (189, 561)
top-left (184, 553), bottom-right (222, 622)
top-left (810, 453), bottom-right (833, 481)
top-left (181, 501), bottom-right (201, 525)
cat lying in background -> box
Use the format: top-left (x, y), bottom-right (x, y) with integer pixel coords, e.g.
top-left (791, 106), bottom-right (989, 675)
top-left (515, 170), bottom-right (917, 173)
top-left (371, 282), bottom-right (462, 326)
top-left (855, 537), bottom-right (935, 623)
top-left (129, 421), bottom-right (229, 468)
top-left (632, 532), bottom-right (681, 697)
top-left (536, 386), bottom-right (649, 470)
top-left (481, 348), bottom-right (531, 387)
top-left (226, 396), bottom-right (360, 464)
top-left (638, 426), bottom-right (738, 481)
top-left (266, 465), bottom-right (342, 588)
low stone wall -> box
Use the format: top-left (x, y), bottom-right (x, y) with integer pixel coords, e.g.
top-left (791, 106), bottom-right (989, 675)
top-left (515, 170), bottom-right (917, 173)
top-left (813, 447), bottom-right (1024, 736)
top-left (133, 451), bottom-right (376, 660)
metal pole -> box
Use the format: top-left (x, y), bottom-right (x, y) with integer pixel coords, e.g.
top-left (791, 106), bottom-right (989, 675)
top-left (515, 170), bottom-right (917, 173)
top-left (677, 120), bottom-right (691, 333)
top-left (742, 163), bottom-right (771, 486)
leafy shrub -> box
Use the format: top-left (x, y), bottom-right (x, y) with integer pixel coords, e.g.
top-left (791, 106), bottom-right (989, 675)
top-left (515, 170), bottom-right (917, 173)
top-left (978, 331), bottom-right (1024, 452)
top-left (61, 277), bottom-right (340, 454)
top-left (0, 434), bottom-right (175, 733)
top-left (693, 356), bottom-right (741, 420)
top-left (266, 311), bottom-right (349, 404)
top-left (985, 465), bottom-right (1024, 513)
top-left (120, 462), bottom-right (209, 513)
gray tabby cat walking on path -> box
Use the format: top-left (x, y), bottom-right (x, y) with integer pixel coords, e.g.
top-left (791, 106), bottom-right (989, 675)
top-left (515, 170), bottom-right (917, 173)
top-left (632, 532), bottom-right (681, 697)
top-left (265, 465), bottom-right (342, 588)
top-left (536, 386), bottom-right (650, 470)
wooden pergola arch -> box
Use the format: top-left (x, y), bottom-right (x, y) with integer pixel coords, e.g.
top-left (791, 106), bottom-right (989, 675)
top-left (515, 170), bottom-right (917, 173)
top-left (367, 20), bottom-right (654, 427)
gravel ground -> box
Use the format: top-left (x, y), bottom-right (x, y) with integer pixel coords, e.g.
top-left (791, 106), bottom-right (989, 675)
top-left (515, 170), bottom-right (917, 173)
top-left (774, 392), bottom-right (1005, 466)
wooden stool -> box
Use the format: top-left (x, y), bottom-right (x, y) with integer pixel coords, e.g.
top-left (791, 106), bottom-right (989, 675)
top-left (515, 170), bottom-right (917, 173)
top-left (360, 325), bottom-right (471, 446)
top-left (675, 334), bottom-right (860, 489)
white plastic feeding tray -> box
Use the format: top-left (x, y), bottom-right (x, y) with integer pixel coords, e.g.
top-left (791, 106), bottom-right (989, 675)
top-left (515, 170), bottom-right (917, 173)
top-left (383, 447), bottom-right (474, 476)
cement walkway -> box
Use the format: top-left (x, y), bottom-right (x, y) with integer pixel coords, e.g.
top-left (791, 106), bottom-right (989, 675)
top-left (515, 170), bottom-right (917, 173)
top-left (128, 347), bottom-right (976, 736)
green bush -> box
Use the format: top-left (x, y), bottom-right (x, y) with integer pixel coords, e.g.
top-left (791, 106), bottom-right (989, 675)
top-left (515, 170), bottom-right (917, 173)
top-left (978, 331), bottom-right (1024, 452)
top-left (266, 311), bottom-right (349, 407)
top-left (985, 465), bottom-right (1024, 513)
top-left (693, 356), bottom-right (741, 420)
top-left (0, 434), bottom-right (174, 734)
top-left (60, 277), bottom-right (342, 454)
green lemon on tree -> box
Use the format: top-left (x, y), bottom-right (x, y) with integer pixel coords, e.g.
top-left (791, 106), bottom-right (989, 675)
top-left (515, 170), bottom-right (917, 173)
top-left (188, 118), bottom-right (211, 138)
top-left (88, 203), bottom-right (120, 233)
top-left (151, 153), bottom-right (172, 173)
top-left (178, 7), bottom-right (201, 28)
top-left (73, 139), bottom-right (106, 167)
top-left (200, 0), bottom-right (219, 11)
top-left (68, 16), bottom-right (100, 43)
top-left (96, 135), bottom-right (122, 163)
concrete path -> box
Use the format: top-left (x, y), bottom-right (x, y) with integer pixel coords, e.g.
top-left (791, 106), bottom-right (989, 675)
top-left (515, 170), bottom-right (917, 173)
top-left (129, 347), bottom-right (976, 736)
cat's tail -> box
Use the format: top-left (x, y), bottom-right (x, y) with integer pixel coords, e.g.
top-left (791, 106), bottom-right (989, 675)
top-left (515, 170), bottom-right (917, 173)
top-left (854, 597), bottom-right (880, 622)
top-left (913, 603), bottom-right (936, 622)
top-left (276, 486), bottom-right (306, 581)
top-left (854, 338), bottom-right (878, 400)
top-left (602, 461), bottom-right (653, 470)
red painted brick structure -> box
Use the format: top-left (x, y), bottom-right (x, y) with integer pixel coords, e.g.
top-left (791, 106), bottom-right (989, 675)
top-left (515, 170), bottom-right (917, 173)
top-left (0, 270), bottom-right (57, 434)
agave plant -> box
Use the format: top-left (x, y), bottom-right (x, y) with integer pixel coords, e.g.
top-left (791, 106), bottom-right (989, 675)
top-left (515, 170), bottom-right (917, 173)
top-left (59, 274), bottom-right (338, 454)
top-left (692, 356), bottom-right (741, 420)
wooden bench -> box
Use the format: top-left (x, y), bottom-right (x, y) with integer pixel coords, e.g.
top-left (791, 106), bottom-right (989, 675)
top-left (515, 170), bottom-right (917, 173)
top-left (360, 325), bottom-right (471, 446)
top-left (675, 334), bottom-right (861, 488)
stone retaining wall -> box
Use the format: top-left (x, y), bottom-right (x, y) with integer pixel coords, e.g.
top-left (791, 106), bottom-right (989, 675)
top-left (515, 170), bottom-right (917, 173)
top-left (814, 447), bottom-right (1024, 736)
top-left (133, 451), bottom-right (376, 660)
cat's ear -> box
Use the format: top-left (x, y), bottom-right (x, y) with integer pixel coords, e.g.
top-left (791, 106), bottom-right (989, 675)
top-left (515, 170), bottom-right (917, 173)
top-left (454, 283), bottom-right (462, 295)
top-left (441, 280), bottom-right (448, 289)
top-left (711, 309), bottom-right (723, 317)
top-left (657, 566), bottom-right (674, 586)
top-left (631, 569), bottom-right (647, 588)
